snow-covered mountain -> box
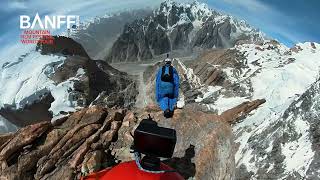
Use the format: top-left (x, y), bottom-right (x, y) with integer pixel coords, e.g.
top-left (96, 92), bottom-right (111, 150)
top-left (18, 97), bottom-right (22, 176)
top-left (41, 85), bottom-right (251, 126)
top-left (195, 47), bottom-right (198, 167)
top-left (176, 41), bottom-right (320, 179)
top-left (0, 37), bottom-right (137, 129)
top-left (0, 0), bottom-right (319, 178)
top-left (107, 0), bottom-right (264, 62)
top-left (70, 10), bottom-right (152, 59)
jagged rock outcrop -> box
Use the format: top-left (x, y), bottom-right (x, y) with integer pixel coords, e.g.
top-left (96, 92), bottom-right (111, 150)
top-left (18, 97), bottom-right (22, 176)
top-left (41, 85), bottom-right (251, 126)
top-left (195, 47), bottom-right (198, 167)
top-left (36, 36), bottom-right (89, 58)
top-left (107, 1), bottom-right (264, 62)
top-left (0, 133), bottom-right (14, 147)
top-left (220, 99), bottom-right (266, 124)
top-left (0, 98), bottom-right (264, 180)
top-left (190, 48), bottom-right (250, 99)
top-left (0, 106), bottom-right (125, 180)
top-left (0, 91), bottom-right (55, 127)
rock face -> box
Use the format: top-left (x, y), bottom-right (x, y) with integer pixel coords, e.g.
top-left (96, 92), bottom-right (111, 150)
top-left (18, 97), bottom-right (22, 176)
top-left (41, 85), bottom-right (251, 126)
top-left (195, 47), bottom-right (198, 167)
top-left (234, 78), bottom-right (320, 180)
top-left (36, 36), bottom-right (89, 58)
top-left (107, 1), bottom-right (264, 62)
top-left (0, 36), bottom-right (138, 127)
top-left (138, 101), bottom-right (264, 180)
top-left (0, 99), bottom-right (264, 180)
top-left (71, 10), bottom-right (152, 59)
top-left (142, 41), bottom-right (320, 179)
top-left (0, 106), bottom-right (123, 180)
top-left (0, 92), bottom-right (55, 127)
top-left (0, 115), bottom-right (18, 133)
top-left (184, 42), bottom-right (320, 179)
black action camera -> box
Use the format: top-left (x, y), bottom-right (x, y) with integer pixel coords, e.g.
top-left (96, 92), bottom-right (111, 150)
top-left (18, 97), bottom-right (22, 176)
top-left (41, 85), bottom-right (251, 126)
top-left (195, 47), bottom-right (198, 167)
top-left (134, 115), bottom-right (177, 158)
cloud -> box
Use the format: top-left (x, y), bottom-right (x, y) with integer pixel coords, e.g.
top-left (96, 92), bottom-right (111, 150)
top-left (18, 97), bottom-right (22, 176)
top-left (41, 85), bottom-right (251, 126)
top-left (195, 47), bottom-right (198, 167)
top-left (7, 1), bottom-right (27, 10)
top-left (222, 0), bottom-right (270, 12)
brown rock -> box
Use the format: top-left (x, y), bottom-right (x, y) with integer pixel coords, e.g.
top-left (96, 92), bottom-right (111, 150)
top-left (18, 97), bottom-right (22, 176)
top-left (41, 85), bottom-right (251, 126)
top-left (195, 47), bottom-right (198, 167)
top-left (0, 99), bottom-right (267, 180)
top-left (0, 164), bottom-right (23, 180)
top-left (123, 111), bottom-right (136, 127)
top-left (156, 108), bottom-right (235, 180)
top-left (221, 99), bottom-right (266, 124)
top-left (36, 124), bottom-right (101, 177)
top-left (290, 45), bottom-right (303, 53)
top-left (111, 111), bottom-right (137, 162)
top-left (49, 106), bottom-right (107, 155)
top-left (0, 122), bottom-right (51, 161)
top-left (85, 150), bottom-right (103, 173)
top-left (0, 133), bottom-right (14, 149)
top-left (255, 46), bottom-right (264, 51)
top-left (68, 110), bottom-right (120, 168)
top-left (17, 129), bottom-right (63, 175)
top-left (144, 103), bottom-right (161, 112)
top-left (79, 106), bottom-right (108, 125)
top-left (54, 108), bottom-right (87, 128)
top-left (113, 109), bottom-right (126, 121)
top-left (39, 165), bottom-right (75, 180)
top-left (0, 106), bottom-right (129, 180)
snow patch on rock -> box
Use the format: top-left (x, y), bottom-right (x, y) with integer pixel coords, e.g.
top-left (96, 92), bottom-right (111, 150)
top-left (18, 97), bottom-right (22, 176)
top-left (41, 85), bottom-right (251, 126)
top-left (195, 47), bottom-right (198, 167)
top-left (0, 47), bottom-right (85, 119)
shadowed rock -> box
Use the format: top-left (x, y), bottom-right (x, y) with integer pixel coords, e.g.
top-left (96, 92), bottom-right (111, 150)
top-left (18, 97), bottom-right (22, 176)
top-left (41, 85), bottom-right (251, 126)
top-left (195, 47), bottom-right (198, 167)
top-left (0, 122), bottom-right (51, 161)
top-left (36, 36), bottom-right (89, 58)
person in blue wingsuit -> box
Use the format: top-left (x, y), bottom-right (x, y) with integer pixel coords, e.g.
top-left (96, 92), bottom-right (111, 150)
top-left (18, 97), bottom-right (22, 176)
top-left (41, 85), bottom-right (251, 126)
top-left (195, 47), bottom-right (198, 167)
top-left (156, 54), bottom-right (180, 118)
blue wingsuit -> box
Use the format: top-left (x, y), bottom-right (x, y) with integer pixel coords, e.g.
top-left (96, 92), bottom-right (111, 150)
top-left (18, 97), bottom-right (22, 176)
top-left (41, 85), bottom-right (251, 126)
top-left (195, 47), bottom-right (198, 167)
top-left (155, 64), bottom-right (180, 112)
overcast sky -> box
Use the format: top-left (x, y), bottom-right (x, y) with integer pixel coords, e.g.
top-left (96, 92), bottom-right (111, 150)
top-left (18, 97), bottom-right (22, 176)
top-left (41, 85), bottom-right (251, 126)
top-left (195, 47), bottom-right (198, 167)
top-left (0, 0), bottom-right (319, 51)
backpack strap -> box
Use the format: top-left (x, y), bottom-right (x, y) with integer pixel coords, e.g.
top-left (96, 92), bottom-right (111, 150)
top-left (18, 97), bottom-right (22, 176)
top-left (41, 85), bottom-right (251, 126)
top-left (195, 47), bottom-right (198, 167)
top-left (169, 66), bottom-right (173, 82)
top-left (162, 65), bottom-right (166, 77)
top-left (161, 65), bottom-right (174, 82)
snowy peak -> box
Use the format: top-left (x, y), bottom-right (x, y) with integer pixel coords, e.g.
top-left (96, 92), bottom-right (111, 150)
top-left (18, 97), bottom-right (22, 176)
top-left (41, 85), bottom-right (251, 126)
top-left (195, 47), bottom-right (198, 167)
top-left (156, 0), bottom-right (214, 27)
top-left (107, 1), bottom-right (265, 62)
top-left (181, 40), bottom-right (320, 178)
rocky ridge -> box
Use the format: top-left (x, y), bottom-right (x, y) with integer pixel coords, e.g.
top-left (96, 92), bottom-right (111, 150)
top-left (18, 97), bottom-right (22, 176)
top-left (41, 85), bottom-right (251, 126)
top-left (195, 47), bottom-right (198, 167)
top-left (180, 41), bottom-right (320, 179)
top-left (0, 94), bottom-right (264, 180)
top-left (107, 0), bottom-right (264, 62)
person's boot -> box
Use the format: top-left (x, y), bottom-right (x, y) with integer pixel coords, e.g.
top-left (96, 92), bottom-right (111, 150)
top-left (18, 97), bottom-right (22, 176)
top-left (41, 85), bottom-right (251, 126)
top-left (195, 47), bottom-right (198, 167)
top-left (164, 109), bottom-right (171, 118)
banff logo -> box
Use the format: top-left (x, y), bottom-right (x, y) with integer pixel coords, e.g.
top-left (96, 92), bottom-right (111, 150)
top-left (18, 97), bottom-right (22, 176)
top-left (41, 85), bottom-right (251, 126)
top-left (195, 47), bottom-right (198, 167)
top-left (19, 13), bottom-right (80, 45)
top-left (20, 13), bottom-right (80, 29)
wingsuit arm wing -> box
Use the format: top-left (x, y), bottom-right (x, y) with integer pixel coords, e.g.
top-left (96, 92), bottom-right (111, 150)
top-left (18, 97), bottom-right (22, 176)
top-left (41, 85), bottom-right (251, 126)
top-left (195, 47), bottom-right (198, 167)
top-left (155, 70), bottom-right (162, 103)
top-left (173, 68), bottom-right (180, 99)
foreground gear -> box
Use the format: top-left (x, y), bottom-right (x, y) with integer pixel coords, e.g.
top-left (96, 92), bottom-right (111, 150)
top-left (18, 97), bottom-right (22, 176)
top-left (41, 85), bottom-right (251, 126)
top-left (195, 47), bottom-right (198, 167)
top-left (81, 115), bottom-right (184, 180)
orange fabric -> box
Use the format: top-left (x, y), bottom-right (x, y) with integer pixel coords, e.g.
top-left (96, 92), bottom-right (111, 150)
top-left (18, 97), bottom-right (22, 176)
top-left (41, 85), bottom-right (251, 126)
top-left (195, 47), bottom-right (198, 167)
top-left (81, 161), bottom-right (184, 180)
